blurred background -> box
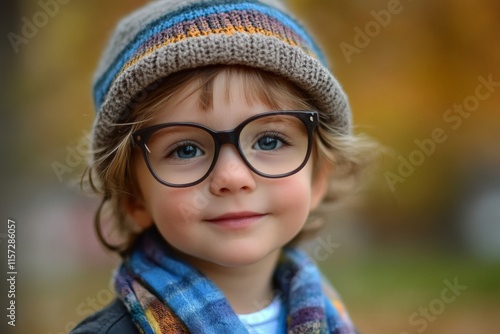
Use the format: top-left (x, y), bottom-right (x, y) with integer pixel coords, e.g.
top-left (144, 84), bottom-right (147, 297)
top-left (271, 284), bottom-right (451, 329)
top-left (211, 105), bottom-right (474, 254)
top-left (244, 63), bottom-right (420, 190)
top-left (1, 0), bottom-right (499, 333)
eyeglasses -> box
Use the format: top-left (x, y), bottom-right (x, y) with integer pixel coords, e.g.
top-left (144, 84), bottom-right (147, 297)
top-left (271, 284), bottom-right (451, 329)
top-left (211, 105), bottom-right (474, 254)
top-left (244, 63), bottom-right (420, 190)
top-left (131, 111), bottom-right (319, 187)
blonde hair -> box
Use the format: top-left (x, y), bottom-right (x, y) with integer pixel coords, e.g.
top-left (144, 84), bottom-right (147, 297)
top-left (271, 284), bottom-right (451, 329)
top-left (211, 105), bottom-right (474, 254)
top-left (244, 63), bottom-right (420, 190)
top-left (83, 65), bottom-right (378, 254)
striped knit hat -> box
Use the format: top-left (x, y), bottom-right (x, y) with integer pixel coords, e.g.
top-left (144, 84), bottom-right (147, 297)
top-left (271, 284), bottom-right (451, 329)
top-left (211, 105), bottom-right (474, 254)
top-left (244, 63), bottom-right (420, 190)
top-left (92, 0), bottom-right (351, 154)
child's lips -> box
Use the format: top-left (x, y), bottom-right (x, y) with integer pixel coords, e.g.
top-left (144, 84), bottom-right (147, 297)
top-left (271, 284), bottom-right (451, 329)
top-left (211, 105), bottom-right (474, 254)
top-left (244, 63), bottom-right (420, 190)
top-left (205, 212), bottom-right (267, 229)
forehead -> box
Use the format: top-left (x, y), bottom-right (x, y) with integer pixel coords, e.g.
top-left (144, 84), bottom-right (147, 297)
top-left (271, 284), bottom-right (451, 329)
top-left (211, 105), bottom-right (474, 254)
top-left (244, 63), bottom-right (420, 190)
top-left (141, 66), bottom-right (314, 126)
top-left (151, 71), bottom-right (276, 127)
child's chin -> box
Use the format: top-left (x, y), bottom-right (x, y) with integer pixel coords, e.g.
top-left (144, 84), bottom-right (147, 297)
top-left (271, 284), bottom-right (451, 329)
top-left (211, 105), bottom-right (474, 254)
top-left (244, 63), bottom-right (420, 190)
top-left (211, 246), bottom-right (280, 268)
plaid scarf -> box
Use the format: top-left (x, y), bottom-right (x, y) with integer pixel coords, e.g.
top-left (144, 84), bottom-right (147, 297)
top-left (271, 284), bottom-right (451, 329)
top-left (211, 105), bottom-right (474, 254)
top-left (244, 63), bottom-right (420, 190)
top-left (114, 229), bottom-right (356, 333)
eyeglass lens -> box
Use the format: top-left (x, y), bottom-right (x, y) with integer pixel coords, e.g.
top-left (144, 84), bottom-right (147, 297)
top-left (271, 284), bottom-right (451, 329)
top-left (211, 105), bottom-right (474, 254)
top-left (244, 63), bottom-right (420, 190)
top-left (143, 114), bottom-right (309, 185)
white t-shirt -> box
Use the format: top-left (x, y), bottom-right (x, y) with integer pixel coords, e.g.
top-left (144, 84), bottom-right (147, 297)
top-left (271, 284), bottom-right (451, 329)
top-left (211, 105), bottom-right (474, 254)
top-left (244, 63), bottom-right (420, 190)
top-left (238, 295), bottom-right (283, 334)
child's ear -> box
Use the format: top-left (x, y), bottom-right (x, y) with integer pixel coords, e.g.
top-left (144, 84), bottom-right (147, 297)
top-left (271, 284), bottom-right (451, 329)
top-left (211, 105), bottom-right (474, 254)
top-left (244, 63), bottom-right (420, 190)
top-left (123, 194), bottom-right (154, 229)
top-left (310, 160), bottom-right (333, 210)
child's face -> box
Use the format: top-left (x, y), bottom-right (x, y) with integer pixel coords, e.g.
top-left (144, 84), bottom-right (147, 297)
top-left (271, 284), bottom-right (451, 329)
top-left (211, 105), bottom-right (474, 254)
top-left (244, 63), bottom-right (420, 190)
top-left (126, 72), bottom-right (330, 268)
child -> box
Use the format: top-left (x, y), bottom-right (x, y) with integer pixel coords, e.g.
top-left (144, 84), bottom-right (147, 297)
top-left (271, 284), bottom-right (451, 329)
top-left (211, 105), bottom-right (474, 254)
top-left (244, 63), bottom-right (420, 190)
top-left (73, 0), bottom-right (374, 333)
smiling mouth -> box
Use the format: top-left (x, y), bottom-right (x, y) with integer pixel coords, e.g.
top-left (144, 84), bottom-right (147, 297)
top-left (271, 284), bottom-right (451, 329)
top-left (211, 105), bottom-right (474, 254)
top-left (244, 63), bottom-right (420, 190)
top-left (205, 212), bottom-right (267, 228)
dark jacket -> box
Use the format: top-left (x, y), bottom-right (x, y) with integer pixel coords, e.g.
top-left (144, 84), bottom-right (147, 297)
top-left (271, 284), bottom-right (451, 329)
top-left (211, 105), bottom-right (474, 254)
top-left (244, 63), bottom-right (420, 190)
top-left (71, 299), bottom-right (138, 334)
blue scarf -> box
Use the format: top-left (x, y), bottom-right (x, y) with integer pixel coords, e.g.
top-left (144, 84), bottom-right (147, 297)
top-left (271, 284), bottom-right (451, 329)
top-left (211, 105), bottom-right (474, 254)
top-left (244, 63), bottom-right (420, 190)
top-left (115, 229), bottom-right (356, 333)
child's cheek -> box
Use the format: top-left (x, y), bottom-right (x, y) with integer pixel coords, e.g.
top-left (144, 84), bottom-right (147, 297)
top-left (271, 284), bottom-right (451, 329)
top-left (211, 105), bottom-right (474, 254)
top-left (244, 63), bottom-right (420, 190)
top-left (151, 187), bottom-right (206, 226)
top-left (266, 172), bottom-right (313, 217)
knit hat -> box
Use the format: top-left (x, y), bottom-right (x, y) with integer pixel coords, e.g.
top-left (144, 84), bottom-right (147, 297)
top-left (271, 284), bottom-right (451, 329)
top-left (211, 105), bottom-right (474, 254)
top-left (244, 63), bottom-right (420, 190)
top-left (91, 0), bottom-right (351, 155)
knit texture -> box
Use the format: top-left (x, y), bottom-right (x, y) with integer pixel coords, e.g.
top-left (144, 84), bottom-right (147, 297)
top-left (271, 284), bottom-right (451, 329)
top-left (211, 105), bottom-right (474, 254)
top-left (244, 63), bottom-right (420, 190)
top-left (91, 0), bottom-right (351, 157)
top-left (115, 228), bottom-right (357, 333)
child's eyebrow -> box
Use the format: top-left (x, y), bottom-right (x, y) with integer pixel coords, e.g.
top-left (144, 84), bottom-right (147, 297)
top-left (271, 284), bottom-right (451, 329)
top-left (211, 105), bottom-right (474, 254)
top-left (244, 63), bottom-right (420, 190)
top-left (251, 115), bottom-right (303, 129)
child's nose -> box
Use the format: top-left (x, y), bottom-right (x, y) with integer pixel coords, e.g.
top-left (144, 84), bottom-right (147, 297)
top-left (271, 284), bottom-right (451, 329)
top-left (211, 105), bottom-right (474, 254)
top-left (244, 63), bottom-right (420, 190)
top-left (208, 145), bottom-right (256, 195)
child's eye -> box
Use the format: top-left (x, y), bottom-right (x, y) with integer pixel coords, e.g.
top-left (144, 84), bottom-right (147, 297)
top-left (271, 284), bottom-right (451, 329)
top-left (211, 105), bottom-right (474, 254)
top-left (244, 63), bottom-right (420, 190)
top-left (252, 133), bottom-right (290, 151)
top-left (166, 142), bottom-right (204, 160)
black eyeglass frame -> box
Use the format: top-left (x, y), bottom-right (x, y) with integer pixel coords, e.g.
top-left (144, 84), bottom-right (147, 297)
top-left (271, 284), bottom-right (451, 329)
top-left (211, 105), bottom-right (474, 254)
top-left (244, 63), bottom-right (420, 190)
top-left (131, 110), bottom-right (319, 188)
